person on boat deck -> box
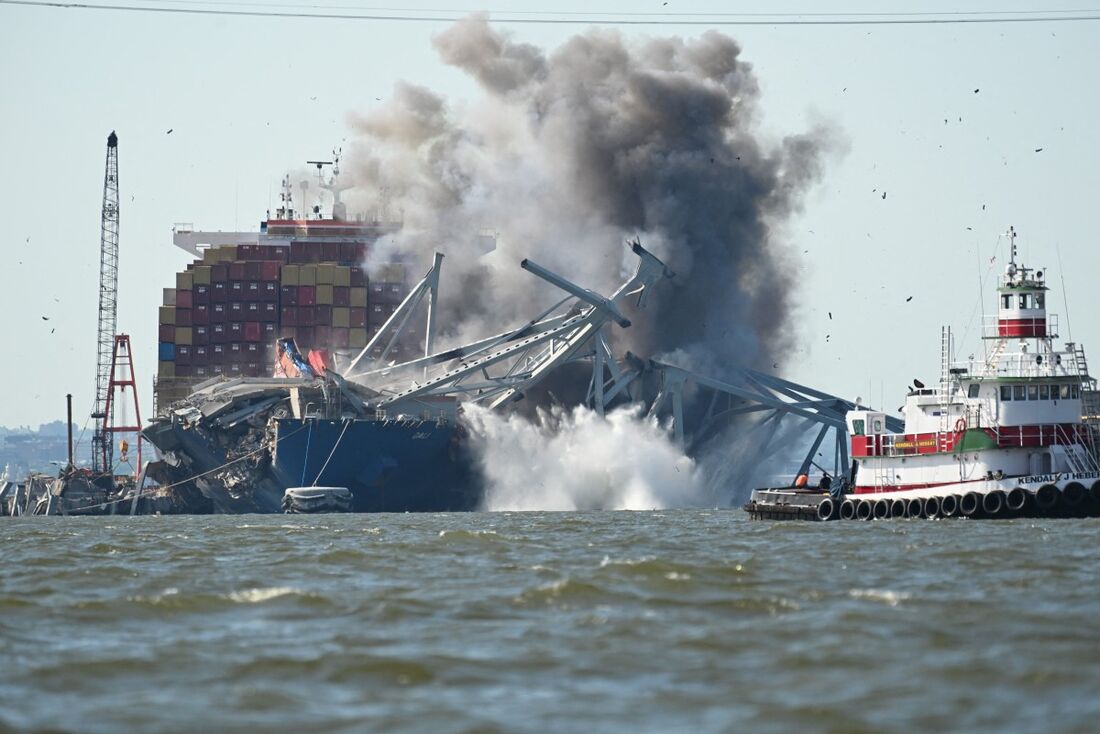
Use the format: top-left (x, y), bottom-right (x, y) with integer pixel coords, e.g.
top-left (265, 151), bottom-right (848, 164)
top-left (818, 472), bottom-right (832, 492)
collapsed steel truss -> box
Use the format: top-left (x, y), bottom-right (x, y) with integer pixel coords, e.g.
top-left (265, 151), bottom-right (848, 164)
top-left (342, 240), bottom-right (898, 483)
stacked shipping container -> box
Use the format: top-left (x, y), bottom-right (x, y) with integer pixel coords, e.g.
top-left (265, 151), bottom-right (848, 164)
top-left (156, 240), bottom-right (409, 412)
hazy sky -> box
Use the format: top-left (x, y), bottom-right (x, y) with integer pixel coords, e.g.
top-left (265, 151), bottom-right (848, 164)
top-left (1, 1), bottom-right (1098, 432)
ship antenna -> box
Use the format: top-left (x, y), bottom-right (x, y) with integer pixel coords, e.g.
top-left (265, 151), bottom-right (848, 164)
top-left (1008, 225), bottom-right (1018, 268)
top-left (1057, 242), bottom-right (1073, 343)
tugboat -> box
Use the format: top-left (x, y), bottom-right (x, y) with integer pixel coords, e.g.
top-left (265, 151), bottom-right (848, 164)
top-left (746, 228), bottom-right (1100, 520)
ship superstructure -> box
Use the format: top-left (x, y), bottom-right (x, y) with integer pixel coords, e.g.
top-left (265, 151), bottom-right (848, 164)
top-left (155, 158), bottom-right (412, 411)
top-left (748, 228), bottom-right (1100, 520)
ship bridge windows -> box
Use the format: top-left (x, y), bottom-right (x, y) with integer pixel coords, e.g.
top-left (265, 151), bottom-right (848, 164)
top-left (1002, 294), bottom-right (1012, 309)
top-left (1000, 383), bottom-right (1079, 401)
top-left (967, 384), bottom-right (980, 398)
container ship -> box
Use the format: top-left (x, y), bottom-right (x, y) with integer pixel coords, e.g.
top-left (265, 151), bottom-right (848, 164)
top-left (143, 161), bottom-right (674, 513)
top-left (746, 228), bottom-right (1100, 521)
top-left (145, 166), bottom-right (480, 513)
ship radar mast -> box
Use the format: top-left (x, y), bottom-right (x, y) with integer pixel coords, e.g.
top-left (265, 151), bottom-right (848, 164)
top-left (307, 147), bottom-right (350, 220)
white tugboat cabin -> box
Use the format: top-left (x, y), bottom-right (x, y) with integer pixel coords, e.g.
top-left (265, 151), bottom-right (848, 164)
top-left (845, 227), bottom-right (1100, 511)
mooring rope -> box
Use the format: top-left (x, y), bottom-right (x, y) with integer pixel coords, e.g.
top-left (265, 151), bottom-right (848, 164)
top-left (311, 418), bottom-right (352, 487)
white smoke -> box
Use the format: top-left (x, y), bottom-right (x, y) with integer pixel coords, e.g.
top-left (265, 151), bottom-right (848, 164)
top-left (462, 403), bottom-right (707, 511)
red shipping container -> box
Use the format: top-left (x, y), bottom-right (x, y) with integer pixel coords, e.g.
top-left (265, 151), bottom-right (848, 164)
top-left (212, 263), bottom-right (229, 282)
top-left (212, 281), bottom-right (228, 302)
top-left (244, 322), bottom-right (262, 342)
top-left (315, 305), bottom-right (332, 324)
top-left (350, 268), bottom-right (366, 287)
top-left (281, 306), bottom-right (298, 326)
top-left (333, 287), bottom-right (350, 307)
top-left (297, 306), bottom-right (315, 324)
top-left (332, 327), bottom-right (349, 349)
top-left (229, 262), bottom-right (246, 280)
top-left (315, 325), bottom-right (332, 345)
top-left (176, 290), bottom-right (194, 309)
top-left (298, 286), bottom-right (316, 306)
top-left (211, 324), bottom-right (228, 344)
top-left (176, 308), bottom-right (193, 326)
top-left (159, 324), bottom-right (176, 342)
top-left (322, 242), bottom-right (340, 262)
top-left (194, 326), bottom-right (209, 345)
top-left (280, 286), bottom-right (298, 305)
top-left (261, 261), bottom-right (280, 281)
top-left (229, 322), bottom-right (243, 338)
top-left (262, 302), bottom-right (278, 322)
top-left (244, 261), bottom-right (261, 280)
top-left (193, 304), bottom-right (210, 325)
top-left (350, 308), bottom-right (367, 328)
top-left (194, 284), bottom-right (211, 305)
top-left (176, 345), bottom-right (193, 365)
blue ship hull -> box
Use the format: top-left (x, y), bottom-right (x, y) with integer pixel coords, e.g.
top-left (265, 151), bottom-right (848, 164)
top-left (272, 418), bottom-right (478, 512)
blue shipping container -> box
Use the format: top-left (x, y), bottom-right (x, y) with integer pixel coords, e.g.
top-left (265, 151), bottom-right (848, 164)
top-left (159, 342), bottom-right (176, 361)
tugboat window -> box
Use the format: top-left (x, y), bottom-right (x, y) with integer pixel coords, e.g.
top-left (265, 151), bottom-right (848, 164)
top-left (1071, 385), bottom-right (1080, 399)
top-left (1002, 294), bottom-right (1012, 309)
top-left (852, 419), bottom-right (865, 435)
top-left (1060, 384), bottom-right (1071, 399)
top-left (1000, 385), bottom-right (1012, 401)
top-left (873, 419), bottom-right (883, 433)
top-left (1028, 384), bottom-right (1039, 400)
top-left (968, 384), bottom-right (980, 398)
top-left (1039, 384), bottom-right (1050, 400)
top-left (1019, 293), bottom-right (1031, 309)
top-left (1013, 384), bottom-right (1026, 401)
top-left (1035, 293), bottom-right (1045, 309)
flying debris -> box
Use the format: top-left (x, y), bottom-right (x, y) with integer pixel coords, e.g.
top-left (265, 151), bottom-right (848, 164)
top-left (974, 88), bottom-right (980, 93)
top-left (828, 312), bottom-right (833, 320)
top-left (1034, 148), bottom-right (1044, 153)
top-left (50, 328), bottom-right (55, 334)
top-left (906, 296), bottom-right (913, 302)
top-left (41, 316), bottom-right (49, 321)
top-left (166, 129), bottom-right (173, 134)
top-left (913, 378), bottom-right (926, 389)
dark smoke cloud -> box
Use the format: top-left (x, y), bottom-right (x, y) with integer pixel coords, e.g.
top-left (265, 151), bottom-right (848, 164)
top-left (344, 15), bottom-right (832, 375)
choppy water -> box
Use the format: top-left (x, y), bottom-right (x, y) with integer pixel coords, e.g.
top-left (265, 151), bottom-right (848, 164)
top-left (1, 512), bottom-right (1098, 733)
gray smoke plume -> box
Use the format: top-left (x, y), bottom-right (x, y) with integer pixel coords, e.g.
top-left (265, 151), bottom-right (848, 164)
top-left (344, 15), bottom-right (831, 375)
